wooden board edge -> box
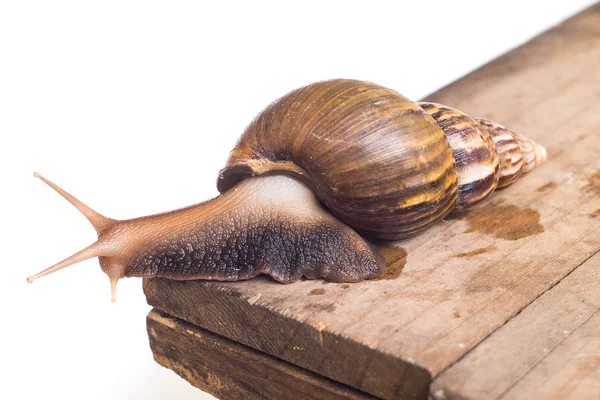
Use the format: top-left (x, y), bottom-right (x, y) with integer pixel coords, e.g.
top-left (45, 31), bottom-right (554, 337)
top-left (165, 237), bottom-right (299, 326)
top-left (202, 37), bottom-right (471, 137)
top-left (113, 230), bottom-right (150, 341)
top-left (147, 308), bottom-right (378, 400)
top-left (144, 278), bottom-right (432, 399)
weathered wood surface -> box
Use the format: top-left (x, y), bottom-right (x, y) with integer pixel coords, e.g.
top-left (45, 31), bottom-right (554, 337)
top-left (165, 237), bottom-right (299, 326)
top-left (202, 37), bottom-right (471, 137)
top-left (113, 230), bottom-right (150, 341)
top-left (431, 252), bottom-right (600, 399)
top-left (147, 309), bottom-right (375, 400)
top-left (145, 4), bottom-right (600, 399)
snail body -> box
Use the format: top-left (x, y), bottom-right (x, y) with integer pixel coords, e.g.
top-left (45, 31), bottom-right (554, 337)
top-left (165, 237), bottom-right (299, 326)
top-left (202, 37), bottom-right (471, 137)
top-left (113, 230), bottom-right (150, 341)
top-left (28, 79), bottom-right (546, 300)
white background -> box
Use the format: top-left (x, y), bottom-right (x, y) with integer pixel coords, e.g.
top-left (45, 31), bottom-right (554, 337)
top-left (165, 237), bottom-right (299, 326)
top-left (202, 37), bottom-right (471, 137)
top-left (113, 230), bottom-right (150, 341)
top-left (1, 1), bottom-right (595, 399)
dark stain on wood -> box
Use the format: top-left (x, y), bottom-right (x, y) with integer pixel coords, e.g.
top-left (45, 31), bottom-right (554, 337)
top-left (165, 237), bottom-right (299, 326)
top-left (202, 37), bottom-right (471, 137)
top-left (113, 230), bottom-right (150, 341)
top-left (463, 201), bottom-right (544, 240)
top-left (340, 284), bottom-right (350, 289)
top-left (227, 288), bottom-right (244, 298)
top-left (304, 303), bottom-right (336, 313)
top-left (375, 245), bottom-right (408, 280)
top-left (584, 171), bottom-right (600, 195)
top-left (463, 281), bottom-right (497, 295)
top-left (536, 181), bottom-right (558, 192)
top-left (455, 246), bottom-right (498, 258)
top-left (590, 208), bottom-right (600, 219)
top-left (443, 211), bottom-right (468, 221)
top-left (453, 310), bottom-right (461, 318)
top-left (309, 288), bottom-right (326, 296)
top-left (400, 288), bottom-right (456, 302)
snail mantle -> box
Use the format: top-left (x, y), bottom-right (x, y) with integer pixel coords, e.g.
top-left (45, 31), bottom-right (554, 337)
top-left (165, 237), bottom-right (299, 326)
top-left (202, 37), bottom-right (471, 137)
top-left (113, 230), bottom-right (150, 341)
top-left (145, 5), bottom-right (600, 400)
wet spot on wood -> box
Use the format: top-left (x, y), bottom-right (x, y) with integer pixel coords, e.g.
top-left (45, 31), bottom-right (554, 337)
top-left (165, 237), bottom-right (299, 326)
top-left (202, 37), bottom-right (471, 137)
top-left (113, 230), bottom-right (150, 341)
top-left (402, 288), bottom-right (455, 301)
top-left (536, 181), bottom-right (558, 192)
top-left (463, 201), bottom-right (544, 240)
top-left (374, 245), bottom-right (408, 280)
top-left (464, 281), bottom-right (498, 295)
top-left (443, 211), bottom-right (468, 221)
top-left (226, 288), bottom-right (243, 298)
top-left (303, 303), bottom-right (336, 313)
top-left (341, 284), bottom-right (350, 289)
top-left (584, 171), bottom-right (600, 195)
top-left (455, 246), bottom-right (498, 258)
top-left (309, 288), bottom-right (326, 296)
top-left (590, 208), bottom-right (600, 219)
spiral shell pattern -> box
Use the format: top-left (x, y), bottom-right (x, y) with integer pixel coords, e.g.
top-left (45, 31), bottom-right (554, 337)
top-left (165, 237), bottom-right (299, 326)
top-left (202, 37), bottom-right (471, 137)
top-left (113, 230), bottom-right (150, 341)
top-left (476, 118), bottom-right (546, 188)
top-left (419, 102), bottom-right (500, 210)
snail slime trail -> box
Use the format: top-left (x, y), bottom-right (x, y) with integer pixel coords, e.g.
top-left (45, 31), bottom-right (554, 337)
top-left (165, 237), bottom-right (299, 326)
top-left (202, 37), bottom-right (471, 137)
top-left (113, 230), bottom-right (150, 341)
top-left (28, 79), bottom-right (546, 301)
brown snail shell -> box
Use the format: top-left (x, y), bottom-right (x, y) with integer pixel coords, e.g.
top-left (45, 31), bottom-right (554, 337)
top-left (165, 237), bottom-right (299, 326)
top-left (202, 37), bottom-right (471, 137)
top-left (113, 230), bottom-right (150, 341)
top-left (219, 79), bottom-right (545, 239)
top-left (28, 79), bottom-right (546, 299)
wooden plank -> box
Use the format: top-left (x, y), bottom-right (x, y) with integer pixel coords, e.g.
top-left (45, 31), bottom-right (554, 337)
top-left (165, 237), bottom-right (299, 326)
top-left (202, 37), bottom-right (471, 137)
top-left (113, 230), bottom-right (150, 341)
top-left (147, 309), bottom-right (375, 400)
top-left (430, 251), bottom-right (600, 399)
top-left (503, 311), bottom-right (600, 400)
top-left (144, 4), bottom-right (600, 399)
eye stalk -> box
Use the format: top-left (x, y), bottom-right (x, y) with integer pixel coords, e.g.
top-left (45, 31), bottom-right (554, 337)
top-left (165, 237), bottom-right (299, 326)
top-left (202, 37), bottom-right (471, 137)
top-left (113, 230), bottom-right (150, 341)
top-left (32, 172), bottom-right (115, 234)
top-left (27, 173), bottom-right (125, 302)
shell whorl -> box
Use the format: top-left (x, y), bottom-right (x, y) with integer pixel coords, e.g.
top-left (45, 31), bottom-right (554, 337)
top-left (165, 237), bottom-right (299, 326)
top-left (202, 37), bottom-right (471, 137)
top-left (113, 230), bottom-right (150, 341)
top-left (476, 118), bottom-right (546, 188)
top-left (418, 102), bottom-right (500, 210)
top-left (419, 103), bottom-right (546, 207)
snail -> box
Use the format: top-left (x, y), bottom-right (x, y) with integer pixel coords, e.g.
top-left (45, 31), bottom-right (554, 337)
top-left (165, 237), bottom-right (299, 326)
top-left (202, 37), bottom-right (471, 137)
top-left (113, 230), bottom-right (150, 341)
top-left (27, 79), bottom-right (546, 301)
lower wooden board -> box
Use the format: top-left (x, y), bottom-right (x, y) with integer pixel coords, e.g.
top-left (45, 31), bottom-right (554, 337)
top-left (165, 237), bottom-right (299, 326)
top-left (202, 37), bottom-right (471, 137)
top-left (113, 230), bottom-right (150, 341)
top-left (145, 4), bottom-right (600, 399)
top-left (147, 309), bottom-right (375, 400)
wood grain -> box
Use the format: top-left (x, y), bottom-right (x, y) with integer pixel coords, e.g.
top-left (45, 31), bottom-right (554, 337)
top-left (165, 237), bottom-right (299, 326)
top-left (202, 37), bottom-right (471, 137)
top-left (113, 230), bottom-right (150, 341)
top-left (502, 311), bottom-right (600, 400)
top-left (430, 251), bottom-right (600, 399)
top-left (147, 309), bottom-right (375, 400)
top-left (145, 4), bottom-right (600, 399)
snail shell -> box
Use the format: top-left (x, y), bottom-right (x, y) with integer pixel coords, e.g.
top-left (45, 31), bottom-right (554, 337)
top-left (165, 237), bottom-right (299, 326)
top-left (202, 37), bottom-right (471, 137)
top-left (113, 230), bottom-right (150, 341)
top-left (219, 79), bottom-right (545, 239)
